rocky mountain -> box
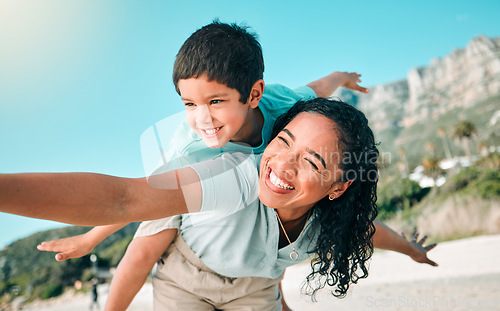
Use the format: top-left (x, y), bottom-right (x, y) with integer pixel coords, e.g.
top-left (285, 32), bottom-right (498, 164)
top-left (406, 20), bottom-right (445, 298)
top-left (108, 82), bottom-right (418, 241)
top-left (337, 35), bottom-right (500, 131)
top-left (335, 35), bottom-right (500, 165)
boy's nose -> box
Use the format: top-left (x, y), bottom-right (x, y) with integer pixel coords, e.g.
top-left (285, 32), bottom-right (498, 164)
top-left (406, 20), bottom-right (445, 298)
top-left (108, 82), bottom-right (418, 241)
top-left (195, 105), bottom-right (213, 125)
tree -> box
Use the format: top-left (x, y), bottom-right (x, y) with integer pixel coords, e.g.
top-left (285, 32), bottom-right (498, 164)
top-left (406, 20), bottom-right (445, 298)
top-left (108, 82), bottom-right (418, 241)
top-left (397, 147), bottom-right (410, 176)
top-left (425, 141), bottom-right (436, 158)
top-left (452, 120), bottom-right (477, 161)
top-left (437, 127), bottom-right (452, 159)
top-left (422, 157), bottom-right (446, 188)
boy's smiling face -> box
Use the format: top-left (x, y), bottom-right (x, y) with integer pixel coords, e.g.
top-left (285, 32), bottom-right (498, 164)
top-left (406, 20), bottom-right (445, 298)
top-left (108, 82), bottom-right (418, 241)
top-left (178, 74), bottom-right (262, 148)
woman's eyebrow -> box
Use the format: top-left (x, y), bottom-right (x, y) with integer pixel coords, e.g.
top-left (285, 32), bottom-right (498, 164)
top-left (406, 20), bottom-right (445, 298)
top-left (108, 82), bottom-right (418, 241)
top-left (283, 128), bottom-right (326, 169)
top-left (306, 148), bottom-right (326, 169)
top-left (283, 129), bottom-right (295, 141)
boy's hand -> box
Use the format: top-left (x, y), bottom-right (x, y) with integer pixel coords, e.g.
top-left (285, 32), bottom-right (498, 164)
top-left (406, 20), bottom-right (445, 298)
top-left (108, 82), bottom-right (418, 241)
top-left (401, 232), bottom-right (438, 266)
top-left (306, 71), bottom-right (369, 98)
top-left (339, 72), bottom-right (369, 94)
top-left (37, 234), bottom-right (95, 261)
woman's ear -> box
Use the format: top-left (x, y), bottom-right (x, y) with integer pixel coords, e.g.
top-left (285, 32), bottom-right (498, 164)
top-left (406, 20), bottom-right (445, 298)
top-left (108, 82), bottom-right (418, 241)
top-left (329, 180), bottom-right (353, 199)
top-left (248, 79), bottom-right (265, 108)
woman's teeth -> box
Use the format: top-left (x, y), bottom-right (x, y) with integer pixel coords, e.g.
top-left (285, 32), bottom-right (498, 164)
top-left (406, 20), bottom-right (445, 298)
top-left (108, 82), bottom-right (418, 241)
top-left (269, 170), bottom-right (294, 190)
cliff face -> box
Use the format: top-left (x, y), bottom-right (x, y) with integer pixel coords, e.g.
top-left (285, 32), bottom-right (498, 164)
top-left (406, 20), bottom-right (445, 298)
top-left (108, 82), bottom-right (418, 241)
top-left (337, 36), bottom-right (500, 133)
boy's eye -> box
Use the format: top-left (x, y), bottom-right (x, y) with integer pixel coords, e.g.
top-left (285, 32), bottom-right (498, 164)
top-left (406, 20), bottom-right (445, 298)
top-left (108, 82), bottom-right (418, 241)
top-left (184, 102), bottom-right (195, 107)
top-left (210, 99), bottom-right (222, 104)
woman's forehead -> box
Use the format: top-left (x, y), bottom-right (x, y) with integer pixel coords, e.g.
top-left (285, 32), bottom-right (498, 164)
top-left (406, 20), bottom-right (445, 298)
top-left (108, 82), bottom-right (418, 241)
top-left (285, 113), bottom-right (342, 166)
top-left (285, 112), bottom-right (338, 140)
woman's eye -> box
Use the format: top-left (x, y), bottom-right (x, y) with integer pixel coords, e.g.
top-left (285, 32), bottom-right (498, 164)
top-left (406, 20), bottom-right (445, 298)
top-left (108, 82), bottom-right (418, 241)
top-left (305, 158), bottom-right (319, 171)
top-left (277, 136), bottom-right (289, 146)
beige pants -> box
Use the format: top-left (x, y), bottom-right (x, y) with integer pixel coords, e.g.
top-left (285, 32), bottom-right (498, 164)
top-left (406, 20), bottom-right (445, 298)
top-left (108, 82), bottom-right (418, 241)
top-left (152, 235), bottom-right (283, 311)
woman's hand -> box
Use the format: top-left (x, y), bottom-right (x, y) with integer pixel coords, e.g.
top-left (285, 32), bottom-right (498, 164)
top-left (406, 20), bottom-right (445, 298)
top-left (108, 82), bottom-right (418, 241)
top-left (401, 232), bottom-right (438, 266)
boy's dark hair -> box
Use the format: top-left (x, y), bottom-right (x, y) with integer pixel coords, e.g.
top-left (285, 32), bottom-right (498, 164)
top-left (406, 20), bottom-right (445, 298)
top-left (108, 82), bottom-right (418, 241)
top-left (173, 20), bottom-right (264, 103)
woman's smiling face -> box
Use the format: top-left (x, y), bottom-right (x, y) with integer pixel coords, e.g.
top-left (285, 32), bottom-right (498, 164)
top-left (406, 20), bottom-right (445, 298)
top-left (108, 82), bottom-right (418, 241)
top-left (258, 112), bottom-right (347, 216)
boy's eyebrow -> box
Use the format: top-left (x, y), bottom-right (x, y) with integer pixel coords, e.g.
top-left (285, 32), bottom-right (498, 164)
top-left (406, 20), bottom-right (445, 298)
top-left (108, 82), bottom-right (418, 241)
top-left (306, 148), bottom-right (326, 169)
top-left (207, 93), bottom-right (230, 98)
top-left (181, 93), bottom-right (231, 101)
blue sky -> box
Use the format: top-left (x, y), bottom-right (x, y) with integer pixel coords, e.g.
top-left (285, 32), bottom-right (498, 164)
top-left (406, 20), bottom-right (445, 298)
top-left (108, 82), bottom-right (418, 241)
top-left (1, 0), bottom-right (499, 249)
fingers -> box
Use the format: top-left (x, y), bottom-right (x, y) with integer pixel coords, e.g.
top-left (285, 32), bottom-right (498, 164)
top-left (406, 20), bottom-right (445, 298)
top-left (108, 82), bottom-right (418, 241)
top-left (37, 242), bottom-right (54, 252)
top-left (336, 71), bottom-right (369, 94)
top-left (412, 232), bottom-right (419, 242)
top-left (424, 243), bottom-right (437, 252)
top-left (37, 240), bottom-right (64, 252)
top-left (426, 258), bottom-right (438, 267)
top-left (38, 243), bottom-right (74, 261)
top-left (55, 250), bottom-right (76, 261)
top-left (37, 240), bottom-right (78, 261)
top-left (346, 72), bottom-right (369, 93)
top-left (418, 235), bottom-right (428, 245)
top-left (355, 85), bottom-right (370, 93)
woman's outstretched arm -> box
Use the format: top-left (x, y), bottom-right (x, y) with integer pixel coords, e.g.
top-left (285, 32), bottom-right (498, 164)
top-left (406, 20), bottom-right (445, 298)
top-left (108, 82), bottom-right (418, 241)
top-left (0, 168), bottom-right (201, 226)
top-left (373, 221), bottom-right (438, 266)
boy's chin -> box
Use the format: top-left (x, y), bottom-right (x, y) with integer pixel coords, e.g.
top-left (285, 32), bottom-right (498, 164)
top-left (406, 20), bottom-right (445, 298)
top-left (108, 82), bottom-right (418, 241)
top-left (203, 138), bottom-right (223, 149)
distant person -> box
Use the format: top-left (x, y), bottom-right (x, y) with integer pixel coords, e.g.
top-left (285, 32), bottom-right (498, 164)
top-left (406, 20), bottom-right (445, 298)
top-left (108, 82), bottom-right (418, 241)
top-left (89, 278), bottom-right (99, 311)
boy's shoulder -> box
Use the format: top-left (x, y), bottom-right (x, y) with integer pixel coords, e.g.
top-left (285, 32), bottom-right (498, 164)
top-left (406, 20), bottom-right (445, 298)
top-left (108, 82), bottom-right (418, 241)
top-left (258, 83), bottom-right (316, 122)
top-left (260, 84), bottom-right (316, 109)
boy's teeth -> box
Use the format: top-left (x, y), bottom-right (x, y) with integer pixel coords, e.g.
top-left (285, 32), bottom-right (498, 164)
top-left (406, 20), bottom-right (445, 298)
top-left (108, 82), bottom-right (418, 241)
top-left (269, 170), bottom-right (294, 190)
top-left (204, 127), bottom-right (220, 135)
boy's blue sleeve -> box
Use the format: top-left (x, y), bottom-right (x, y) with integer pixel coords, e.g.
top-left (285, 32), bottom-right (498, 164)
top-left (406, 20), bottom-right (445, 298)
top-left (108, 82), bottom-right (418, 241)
top-left (292, 85), bottom-right (318, 99)
top-left (263, 84), bottom-right (316, 104)
top-left (260, 84), bottom-right (317, 118)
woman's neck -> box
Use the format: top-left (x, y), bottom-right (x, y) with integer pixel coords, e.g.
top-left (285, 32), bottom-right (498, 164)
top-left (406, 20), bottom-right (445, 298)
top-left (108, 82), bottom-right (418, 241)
top-left (276, 209), bottom-right (311, 246)
top-left (276, 205), bottom-right (312, 223)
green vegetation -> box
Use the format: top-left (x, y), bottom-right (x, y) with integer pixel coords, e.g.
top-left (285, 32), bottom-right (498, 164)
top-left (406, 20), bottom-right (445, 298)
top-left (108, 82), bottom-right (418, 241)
top-left (379, 164), bottom-right (500, 242)
top-left (0, 223), bottom-right (138, 304)
top-left (377, 94), bottom-right (500, 168)
top-left (374, 91), bottom-right (500, 241)
top-left (40, 283), bottom-right (64, 300)
top-left (377, 177), bottom-right (430, 220)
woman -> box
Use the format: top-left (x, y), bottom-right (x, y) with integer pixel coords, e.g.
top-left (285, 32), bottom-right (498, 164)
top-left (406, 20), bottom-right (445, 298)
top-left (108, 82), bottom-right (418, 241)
top-left (0, 98), bottom-right (435, 310)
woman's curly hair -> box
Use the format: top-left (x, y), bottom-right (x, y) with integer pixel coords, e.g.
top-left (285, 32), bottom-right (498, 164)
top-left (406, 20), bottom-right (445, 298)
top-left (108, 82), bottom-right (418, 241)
top-left (271, 97), bottom-right (379, 299)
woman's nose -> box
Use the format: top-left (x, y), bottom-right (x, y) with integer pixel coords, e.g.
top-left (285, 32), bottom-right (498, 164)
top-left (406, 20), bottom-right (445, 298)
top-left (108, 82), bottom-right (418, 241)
top-left (274, 152), bottom-right (298, 178)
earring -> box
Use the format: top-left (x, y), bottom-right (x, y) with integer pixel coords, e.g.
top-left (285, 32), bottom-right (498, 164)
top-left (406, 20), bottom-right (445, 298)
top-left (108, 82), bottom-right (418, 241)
top-left (329, 194), bottom-right (336, 201)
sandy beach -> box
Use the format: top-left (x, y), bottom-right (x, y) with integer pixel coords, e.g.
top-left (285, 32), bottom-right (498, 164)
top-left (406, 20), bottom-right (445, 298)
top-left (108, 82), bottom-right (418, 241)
top-left (21, 234), bottom-right (500, 311)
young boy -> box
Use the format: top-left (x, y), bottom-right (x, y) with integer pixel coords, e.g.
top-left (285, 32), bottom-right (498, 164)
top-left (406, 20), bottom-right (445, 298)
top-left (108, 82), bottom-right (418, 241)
top-left (36, 21), bottom-right (369, 310)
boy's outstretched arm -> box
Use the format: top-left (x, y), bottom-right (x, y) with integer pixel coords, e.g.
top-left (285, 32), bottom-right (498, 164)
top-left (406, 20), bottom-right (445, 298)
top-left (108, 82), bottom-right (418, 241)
top-left (37, 224), bottom-right (127, 261)
top-left (0, 169), bottom-right (201, 226)
top-left (373, 221), bottom-right (438, 266)
top-left (306, 71), bottom-right (369, 98)
top-left (105, 230), bottom-right (177, 311)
